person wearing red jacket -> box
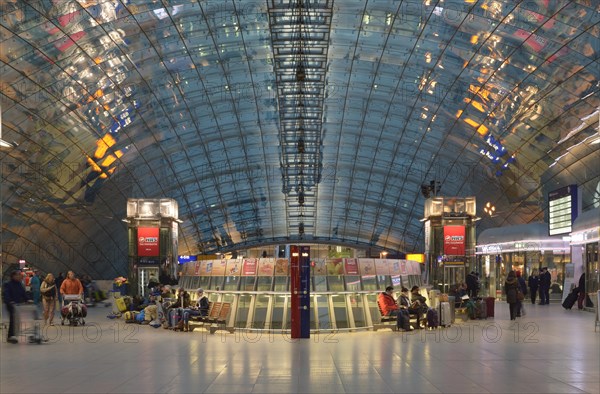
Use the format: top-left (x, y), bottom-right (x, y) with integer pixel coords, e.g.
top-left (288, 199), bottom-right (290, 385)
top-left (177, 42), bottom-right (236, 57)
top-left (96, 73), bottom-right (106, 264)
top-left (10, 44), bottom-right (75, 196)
top-left (59, 271), bottom-right (84, 297)
top-left (377, 286), bottom-right (411, 331)
top-left (378, 286), bottom-right (399, 316)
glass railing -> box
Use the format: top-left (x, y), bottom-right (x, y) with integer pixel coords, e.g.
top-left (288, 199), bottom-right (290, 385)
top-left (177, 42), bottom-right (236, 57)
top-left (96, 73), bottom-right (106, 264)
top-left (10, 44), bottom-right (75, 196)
top-left (190, 290), bottom-right (409, 333)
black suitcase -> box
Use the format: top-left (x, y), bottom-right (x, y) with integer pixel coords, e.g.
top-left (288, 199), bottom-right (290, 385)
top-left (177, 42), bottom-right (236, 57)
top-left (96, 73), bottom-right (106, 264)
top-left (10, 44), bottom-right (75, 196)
top-left (562, 291), bottom-right (578, 310)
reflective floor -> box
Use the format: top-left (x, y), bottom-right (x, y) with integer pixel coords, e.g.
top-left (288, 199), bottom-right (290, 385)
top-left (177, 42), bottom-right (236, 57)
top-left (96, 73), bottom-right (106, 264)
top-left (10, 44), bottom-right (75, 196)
top-left (1, 302), bottom-right (599, 394)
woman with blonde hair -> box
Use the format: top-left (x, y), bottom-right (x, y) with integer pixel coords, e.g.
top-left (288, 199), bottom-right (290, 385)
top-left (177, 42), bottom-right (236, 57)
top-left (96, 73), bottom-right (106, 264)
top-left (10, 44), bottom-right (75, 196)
top-left (40, 273), bottom-right (57, 325)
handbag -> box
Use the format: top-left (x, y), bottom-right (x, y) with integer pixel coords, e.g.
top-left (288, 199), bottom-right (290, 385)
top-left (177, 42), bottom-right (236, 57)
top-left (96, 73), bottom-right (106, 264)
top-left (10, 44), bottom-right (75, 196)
top-left (517, 290), bottom-right (524, 301)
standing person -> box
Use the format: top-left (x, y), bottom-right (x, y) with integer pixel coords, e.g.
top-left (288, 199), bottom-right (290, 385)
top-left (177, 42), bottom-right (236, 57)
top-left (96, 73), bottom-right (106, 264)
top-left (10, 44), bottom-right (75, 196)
top-left (474, 272), bottom-right (482, 297)
top-left (30, 270), bottom-right (41, 305)
top-left (2, 270), bottom-right (28, 344)
top-left (466, 271), bottom-right (477, 298)
top-left (539, 267), bottom-right (551, 305)
top-left (528, 269), bottom-right (539, 305)
top-left (504, 270), bottom-right (519, 320)
top-left (577, 273), bottom-right (586, 310)
top-left (55, 272), bottom-right (65, 305)
top-left (60, 271), bottom-right (84, 298)
top-left (516, 271), bottom-right (527, 317)
top-left (40, 273), bottom-right (58, 325)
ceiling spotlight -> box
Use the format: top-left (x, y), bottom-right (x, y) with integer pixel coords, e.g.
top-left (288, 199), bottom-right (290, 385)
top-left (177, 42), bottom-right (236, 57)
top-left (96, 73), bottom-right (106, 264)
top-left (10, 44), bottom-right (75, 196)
top-left (483, 202), bottom-right (496, 216)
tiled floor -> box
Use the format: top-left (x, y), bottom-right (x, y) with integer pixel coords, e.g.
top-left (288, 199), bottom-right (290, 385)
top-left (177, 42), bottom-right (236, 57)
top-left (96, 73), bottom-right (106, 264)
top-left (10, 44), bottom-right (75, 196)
top-left (1, 301), bottom-right (599, 393)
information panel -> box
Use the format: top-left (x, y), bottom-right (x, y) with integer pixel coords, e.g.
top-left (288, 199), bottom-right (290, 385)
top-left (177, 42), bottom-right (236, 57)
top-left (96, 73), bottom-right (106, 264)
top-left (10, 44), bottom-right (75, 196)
top-left (549, 184), bottom-right (579, 236)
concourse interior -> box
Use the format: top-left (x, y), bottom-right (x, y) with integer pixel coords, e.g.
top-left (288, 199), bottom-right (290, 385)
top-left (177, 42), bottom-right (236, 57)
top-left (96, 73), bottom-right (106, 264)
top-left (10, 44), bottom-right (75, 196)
top-left (1, 302), bottom-right (599, 394)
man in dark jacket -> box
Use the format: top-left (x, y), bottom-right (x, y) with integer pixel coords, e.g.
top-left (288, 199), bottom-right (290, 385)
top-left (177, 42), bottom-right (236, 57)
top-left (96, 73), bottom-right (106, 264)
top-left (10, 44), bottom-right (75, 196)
top-left (466, 272), bottom-right (477, 298)
top-left (2, 270), bottom-right (28, 343)
top-left (539, 267), bottom-right (551, 305)
top-left (528, 270), bottom-right (539, 304)
top-left (577, 273), bottom-right (586, 310)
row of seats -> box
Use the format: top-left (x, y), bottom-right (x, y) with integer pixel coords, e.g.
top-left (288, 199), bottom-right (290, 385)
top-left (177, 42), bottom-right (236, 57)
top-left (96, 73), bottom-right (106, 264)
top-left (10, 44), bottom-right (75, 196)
top-left (188, 301), bottom-right (234, 334)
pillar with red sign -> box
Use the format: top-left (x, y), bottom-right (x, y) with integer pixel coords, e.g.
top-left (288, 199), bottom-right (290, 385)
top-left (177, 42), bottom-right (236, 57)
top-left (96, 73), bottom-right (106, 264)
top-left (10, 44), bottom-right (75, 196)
top-left (291, 245), bottom-right (310, 338)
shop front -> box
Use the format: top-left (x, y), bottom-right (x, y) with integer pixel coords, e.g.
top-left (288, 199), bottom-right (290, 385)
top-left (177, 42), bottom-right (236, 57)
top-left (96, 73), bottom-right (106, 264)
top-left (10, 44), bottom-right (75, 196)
top-left (477, 223), bottom-right (570, 301)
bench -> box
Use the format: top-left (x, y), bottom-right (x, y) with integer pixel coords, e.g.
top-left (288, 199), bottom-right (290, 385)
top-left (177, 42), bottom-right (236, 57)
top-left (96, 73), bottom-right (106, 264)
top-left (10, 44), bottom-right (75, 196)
top-left (373, 303), bottom-right (423, 331)
top-left (189, 302), bottom-right (235, 334)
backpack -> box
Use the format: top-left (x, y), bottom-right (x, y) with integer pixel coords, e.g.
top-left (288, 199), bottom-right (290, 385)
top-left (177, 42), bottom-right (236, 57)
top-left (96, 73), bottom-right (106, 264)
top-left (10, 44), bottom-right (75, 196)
top-left (426, 308), bottom-right (439, 329)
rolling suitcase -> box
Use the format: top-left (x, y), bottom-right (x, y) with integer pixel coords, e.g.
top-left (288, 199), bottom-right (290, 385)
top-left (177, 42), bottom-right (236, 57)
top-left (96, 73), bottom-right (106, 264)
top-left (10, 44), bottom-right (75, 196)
top-left (478, 299), bottom-right (487, 319)
top-left (484, 297), bottom-right (495, 318)
top-left (439, 301), bottom-right (451, 327)
top-left (562, 291), bottom-right (578, 310)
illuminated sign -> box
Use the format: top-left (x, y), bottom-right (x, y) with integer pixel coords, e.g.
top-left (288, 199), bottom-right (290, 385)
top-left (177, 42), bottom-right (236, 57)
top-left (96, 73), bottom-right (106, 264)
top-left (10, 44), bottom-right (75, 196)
top-left (443, 226), bottom-right (465, 255)
top-left (548, 185), bottom-right (579, 236)
top-left (138, 227), bottom-right (159, 256)
top-left (178, 255), bottom-right (197, 264)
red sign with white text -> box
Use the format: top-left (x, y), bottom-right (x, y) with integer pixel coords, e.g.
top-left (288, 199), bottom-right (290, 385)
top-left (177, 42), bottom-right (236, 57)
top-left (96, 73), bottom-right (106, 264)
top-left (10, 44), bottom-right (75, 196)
top-left (138, 227), bottom-right (159, 256)
top-left (443, 226), bottom-right (465, 255)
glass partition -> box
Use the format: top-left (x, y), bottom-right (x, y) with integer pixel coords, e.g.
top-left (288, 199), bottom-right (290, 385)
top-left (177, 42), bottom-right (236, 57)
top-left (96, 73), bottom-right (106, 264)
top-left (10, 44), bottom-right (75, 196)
top-left (314, 294), bottom-right (331, 330)
top-left (256, 277), bottom-right (273, 291)
top-left (366, 293), bottom-right (381, 322)
top-left (235, 294), bottom-right (252, 328)
top-left (345, 276), bottom-right (361, 291)
top-left (240, 277), bottom-right (256, 291)
top-left (273, 277), bottom-right (288, 291)
top-left (361, 275), bottom-right (377, 290)
top-left (253, 294), bottom-right (270, 329)
top-left (271, 295), bottom-right (287, 329)
top-left (376, 275), bottom-right (391, 289)
top-left (349, 294), bottom-right (366, 327)
top-left (210, 276), bottom-right (224, 290)
top-left (331, 294), bottom-right (349, 329)
top-left (223, 276), bottom-right (240, 291)
top-left (327, 276), bottom-right (345, 291)
top-left (197, 276), bottom-right (211, 291)
top-left (313, 276), bottom-right (327, 291)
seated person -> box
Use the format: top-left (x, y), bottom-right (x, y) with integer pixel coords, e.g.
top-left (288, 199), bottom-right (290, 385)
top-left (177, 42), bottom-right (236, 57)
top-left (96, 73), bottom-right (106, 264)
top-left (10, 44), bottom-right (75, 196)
top-left (161, 285), bottom-right (174, 300)
top-left (179, 288), bottom-right (210, 332)
top-left (410, 285), bottom-right (428, 313)
top-left (167, 288), bottom-right (191, 329)
top-left (398, 287), bottom-right (419, 329)
top-left (377, 286), bottom-right (411, 331)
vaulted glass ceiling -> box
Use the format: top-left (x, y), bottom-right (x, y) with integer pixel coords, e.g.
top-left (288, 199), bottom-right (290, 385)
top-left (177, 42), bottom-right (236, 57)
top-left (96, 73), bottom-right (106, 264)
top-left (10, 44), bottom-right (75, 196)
top-left (1, 0), bottom-right (599, 278)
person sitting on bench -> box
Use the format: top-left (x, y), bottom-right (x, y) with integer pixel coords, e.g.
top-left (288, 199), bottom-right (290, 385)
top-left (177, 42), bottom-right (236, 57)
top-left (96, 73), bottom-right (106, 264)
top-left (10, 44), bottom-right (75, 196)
top-left (377, 286), bottom-right (411, 331)
top-left (410, 285), bottom-right (428, 314)
top-left (399, 287), bottom-right (420, 329)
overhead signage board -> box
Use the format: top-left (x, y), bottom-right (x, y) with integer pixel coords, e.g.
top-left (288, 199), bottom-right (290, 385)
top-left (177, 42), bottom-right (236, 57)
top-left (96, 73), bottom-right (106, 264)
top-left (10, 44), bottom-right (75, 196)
top-left (548, 185), bottom-right (579, 236)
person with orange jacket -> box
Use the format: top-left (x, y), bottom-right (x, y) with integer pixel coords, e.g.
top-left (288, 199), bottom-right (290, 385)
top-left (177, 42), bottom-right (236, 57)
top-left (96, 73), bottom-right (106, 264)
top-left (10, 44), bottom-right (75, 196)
top-left (59, 271), bottom-right (84, 297)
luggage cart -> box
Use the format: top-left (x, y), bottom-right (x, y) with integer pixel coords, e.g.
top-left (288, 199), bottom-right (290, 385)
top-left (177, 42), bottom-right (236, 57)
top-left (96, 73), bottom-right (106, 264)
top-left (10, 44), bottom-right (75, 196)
top-left (14, 303), bottom-right (44, 344)
top-left (61, 295), bottom-right (86, 326)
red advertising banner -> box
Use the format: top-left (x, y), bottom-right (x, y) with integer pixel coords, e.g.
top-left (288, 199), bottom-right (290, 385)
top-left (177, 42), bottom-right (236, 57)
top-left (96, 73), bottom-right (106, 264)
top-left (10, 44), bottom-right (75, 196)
top-left (138, 227), bottom-right (159, 256)
top-left (444, 226), bottom-right (466, 255)
top-left (344, 258), bottom-right (359, 275)
top-left (242, 259), bottom-right (258, 276)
